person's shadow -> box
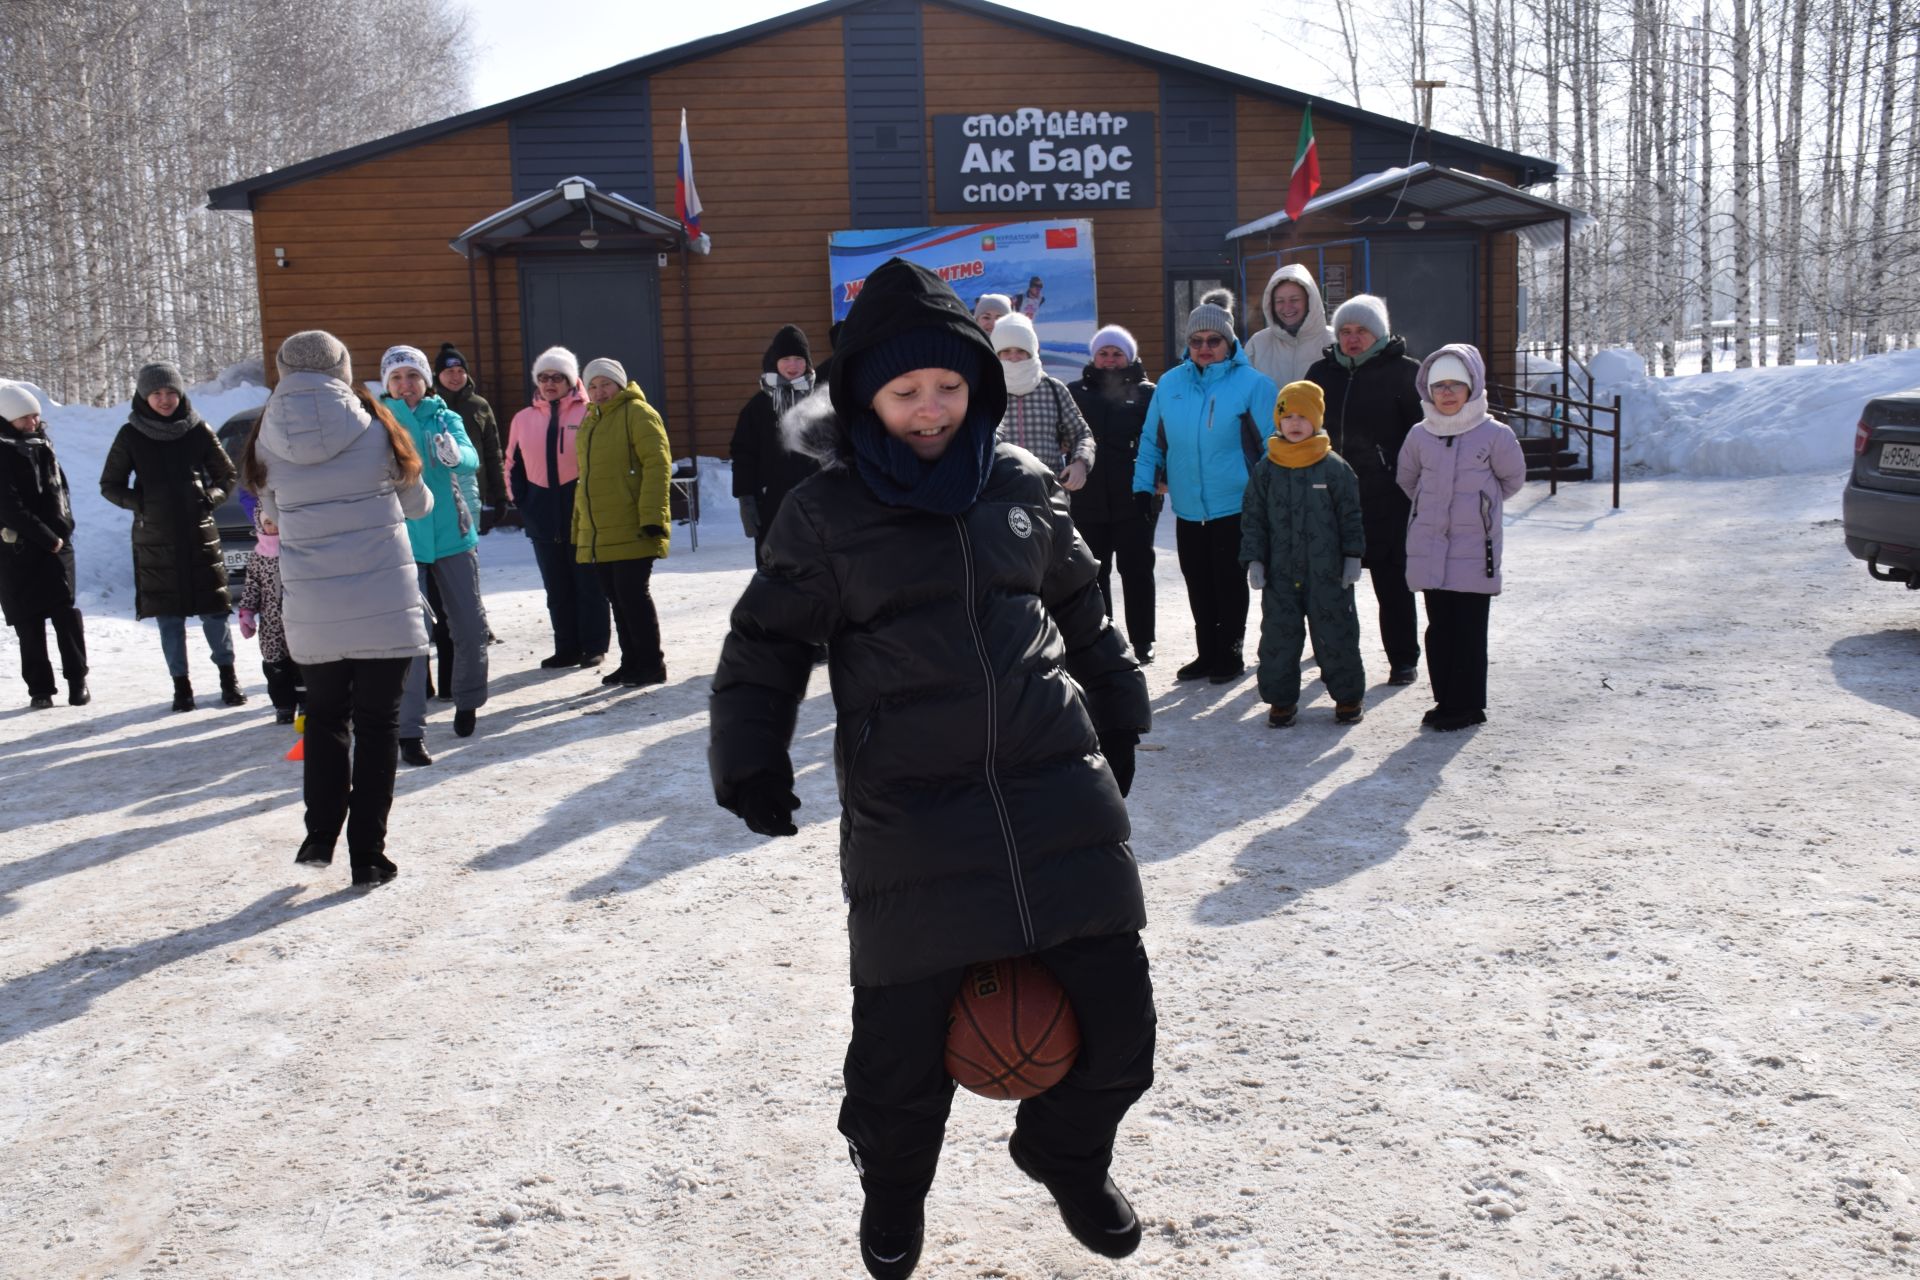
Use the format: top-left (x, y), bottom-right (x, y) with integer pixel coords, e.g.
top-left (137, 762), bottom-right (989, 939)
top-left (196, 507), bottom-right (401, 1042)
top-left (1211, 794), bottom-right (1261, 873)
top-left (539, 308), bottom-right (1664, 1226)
top-left (1828, 628), bottom-right (1920, 719)
top-left (0, 885), bottom-right (361, 1047)
top-left (1195, 730), bottom-right (1473, 926)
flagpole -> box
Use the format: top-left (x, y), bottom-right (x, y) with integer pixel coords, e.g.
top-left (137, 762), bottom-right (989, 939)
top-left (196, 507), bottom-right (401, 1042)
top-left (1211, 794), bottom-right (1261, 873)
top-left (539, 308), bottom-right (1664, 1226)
top-left (679, 234), bottom-right (699, 528)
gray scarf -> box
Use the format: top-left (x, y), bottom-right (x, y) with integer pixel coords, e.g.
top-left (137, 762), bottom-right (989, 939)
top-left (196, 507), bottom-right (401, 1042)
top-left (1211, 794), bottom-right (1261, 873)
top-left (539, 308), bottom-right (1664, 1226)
top-left (128, 396), bottom-right (202, 443)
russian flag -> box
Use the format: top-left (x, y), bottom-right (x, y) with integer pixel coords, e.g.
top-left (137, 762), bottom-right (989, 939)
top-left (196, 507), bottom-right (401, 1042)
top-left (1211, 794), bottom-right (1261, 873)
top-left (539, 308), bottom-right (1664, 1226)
top-left (676, 109), bottom-right (703, 238)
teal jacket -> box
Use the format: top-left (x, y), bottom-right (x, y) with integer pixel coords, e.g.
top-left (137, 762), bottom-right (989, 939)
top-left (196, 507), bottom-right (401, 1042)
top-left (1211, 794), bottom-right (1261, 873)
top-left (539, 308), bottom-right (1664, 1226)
top-left (385, 394), bottom-right (480, 564)
top-left (1132, 343), bottom-right (1279, 522)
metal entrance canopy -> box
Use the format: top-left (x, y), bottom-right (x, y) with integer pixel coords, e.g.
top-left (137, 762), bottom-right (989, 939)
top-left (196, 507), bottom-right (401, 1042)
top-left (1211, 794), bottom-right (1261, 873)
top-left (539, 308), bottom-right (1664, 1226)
top-left (1226, 162), bottom-right (1592, 248)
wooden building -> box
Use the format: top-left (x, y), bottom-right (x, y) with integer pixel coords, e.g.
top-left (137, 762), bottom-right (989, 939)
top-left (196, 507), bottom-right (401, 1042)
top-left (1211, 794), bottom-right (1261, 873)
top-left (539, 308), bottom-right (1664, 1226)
top-left (208, 0), bottom-right (1557, 459)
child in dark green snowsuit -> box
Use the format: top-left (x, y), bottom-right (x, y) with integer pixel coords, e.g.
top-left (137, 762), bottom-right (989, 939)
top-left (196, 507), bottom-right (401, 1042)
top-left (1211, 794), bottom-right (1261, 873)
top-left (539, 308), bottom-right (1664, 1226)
top-left (1239, 380), bottom-right (1368, 725)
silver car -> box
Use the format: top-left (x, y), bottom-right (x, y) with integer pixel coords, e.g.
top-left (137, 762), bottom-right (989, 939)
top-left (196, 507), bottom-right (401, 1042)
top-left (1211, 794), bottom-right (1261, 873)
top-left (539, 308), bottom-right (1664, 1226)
top-left (1843, 388), bottom-right (1920, 588)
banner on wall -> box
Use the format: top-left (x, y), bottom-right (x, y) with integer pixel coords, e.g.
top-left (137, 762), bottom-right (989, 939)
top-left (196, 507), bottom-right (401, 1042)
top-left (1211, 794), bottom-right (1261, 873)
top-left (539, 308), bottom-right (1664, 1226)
top-left (827, 220), bottom-right (1099, 384)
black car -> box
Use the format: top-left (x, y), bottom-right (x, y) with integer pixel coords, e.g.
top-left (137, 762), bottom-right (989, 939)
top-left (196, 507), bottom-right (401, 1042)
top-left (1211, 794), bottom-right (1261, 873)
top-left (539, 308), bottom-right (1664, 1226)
top-left (213, 406), bottom-right (262, 582)
top-left (1843, 389), bottom-right (1920, 589)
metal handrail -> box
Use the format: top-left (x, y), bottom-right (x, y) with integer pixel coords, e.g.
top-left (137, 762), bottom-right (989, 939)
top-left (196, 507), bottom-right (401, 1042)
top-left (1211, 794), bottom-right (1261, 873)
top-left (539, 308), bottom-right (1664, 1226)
top-left (1488, 380), bottom-right (1623, 509)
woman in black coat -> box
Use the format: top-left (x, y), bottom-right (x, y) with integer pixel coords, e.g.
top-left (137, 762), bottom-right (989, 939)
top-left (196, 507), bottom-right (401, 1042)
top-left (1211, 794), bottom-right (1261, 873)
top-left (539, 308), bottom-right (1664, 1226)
top-left (728, 323), bottom-right (821, 557)
top-left (0, 383), bottom-right (88, 708)
top-left (710, 259), bottom-right (1155, 1276)
top-left (1066, 324), bottom-right (1159, 663)
top-left (99, 362), bottom-right (245, 712)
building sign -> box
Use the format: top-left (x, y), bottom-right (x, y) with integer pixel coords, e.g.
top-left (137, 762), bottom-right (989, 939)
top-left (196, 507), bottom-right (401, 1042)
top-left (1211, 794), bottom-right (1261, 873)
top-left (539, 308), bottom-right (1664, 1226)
top-left (828, 221), bottom-right (1099, 384)
top-left (932, 110), bottom-right (1155, 213)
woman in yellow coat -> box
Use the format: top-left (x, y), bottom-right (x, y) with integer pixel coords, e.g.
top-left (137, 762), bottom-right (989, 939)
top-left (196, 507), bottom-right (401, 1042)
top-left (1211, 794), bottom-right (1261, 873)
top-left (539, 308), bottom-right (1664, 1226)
top-left (574, 359), bottom-right (673, 686)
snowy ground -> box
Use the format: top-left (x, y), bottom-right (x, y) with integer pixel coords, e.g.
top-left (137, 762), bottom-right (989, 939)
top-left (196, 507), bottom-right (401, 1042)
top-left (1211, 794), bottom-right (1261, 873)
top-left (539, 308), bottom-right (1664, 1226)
top-left (4, 377), bottom-right (1920, 1279)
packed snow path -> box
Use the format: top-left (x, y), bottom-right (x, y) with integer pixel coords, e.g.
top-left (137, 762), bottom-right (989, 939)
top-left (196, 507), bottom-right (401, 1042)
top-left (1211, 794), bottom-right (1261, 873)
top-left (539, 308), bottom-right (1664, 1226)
top-left (3, 469), bottom-right (1915, 1278)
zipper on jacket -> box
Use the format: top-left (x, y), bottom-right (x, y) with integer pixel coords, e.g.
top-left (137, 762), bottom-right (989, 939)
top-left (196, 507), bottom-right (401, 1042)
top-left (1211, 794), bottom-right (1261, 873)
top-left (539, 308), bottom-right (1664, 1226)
top-left (953, 514), bottom-right (1036, 951)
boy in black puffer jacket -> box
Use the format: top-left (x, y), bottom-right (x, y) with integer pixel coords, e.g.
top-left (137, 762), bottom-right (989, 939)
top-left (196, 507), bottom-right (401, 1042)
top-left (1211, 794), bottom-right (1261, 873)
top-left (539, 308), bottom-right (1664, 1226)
top-left (709, 258), bottom-right (1156, 1280)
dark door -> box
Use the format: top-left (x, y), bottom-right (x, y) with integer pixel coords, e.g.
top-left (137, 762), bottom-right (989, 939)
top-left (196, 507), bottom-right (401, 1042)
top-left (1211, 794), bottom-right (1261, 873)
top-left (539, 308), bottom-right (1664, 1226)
top-left (518, 252), bottom-right (666, 407)
top-left (1365, 238), bottom-right (1477, 363)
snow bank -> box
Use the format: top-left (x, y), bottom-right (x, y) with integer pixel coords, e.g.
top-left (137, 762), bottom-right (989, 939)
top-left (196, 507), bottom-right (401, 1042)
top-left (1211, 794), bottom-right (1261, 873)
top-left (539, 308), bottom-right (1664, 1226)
top-left (1591, 346), bottom-right (1920, 478)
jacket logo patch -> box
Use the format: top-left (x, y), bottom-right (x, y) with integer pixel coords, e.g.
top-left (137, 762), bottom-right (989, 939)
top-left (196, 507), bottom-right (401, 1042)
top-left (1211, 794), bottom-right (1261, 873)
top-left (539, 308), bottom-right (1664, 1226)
top-left (1006, 506), bottom-right (1033, 539)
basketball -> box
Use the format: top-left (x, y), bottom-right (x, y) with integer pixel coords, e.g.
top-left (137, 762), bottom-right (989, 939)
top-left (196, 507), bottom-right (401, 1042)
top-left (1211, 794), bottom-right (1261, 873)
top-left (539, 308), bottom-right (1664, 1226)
top-left (945, 955), bottom-right (1081, 1100)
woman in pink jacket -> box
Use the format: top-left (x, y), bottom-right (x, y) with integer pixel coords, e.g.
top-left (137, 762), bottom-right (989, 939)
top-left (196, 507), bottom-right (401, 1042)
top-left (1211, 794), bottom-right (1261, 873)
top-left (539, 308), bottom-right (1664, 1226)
top-left (1396, 344), bottom-right (1526, 732)
top-left (505, 346), bottom-right (610, 668)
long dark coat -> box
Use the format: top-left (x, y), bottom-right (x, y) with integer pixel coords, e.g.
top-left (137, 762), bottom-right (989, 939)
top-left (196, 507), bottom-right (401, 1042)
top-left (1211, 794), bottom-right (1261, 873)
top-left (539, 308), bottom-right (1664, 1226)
top-left (0, 422), bottom-right (78, 625)
top-left (1307, 337), bottom-right (1424, 563)
top-left (1065, 360), bottom-right (1157, 524)
top-left (441, 380), bottom-right (506, 509)
top-left (99, 407), bottom-right (236, 618)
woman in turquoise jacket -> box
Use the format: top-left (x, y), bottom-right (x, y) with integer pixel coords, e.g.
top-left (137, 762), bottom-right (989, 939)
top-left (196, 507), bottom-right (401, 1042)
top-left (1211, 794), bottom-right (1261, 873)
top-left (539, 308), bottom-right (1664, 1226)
top-left (380, 345), bottom-right (490, 762)
top-left (1131, 289), bottom-right (1279, 684)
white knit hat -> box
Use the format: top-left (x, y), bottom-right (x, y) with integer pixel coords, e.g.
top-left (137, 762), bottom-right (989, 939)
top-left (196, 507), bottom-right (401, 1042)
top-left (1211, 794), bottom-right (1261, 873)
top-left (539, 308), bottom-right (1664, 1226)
top-left (1088, 324), bottom-right (1137, 363)
top-left (0, 381), bottom-right (43, 423)
top-left (1425, 353), bottom-right (1471, 388)
top-left (581, 357), bottom-right (627, 388)
top-left (380, 345), bottom-right (432, 390)
top-left (532, 346), bottom-right (580, 385)
top-left (990, 313), bottom-right (1039, 357)
top-left (1331, 294), bottom-right (1391, 343)
top-left (974, 293), bottom-right (1013, 320)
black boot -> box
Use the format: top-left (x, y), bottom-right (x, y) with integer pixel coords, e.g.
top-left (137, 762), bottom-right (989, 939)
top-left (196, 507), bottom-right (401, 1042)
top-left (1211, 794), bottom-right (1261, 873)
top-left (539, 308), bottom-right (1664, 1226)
top-left (436, 649), bottom-right (455, 702)
top-left (858, 1198), bottom-right (924, 1280)
top-left (453, 708), bottom-right (476, 737)
top-left (172, 676), bottom-right (195, 712)
top-left (1209, 635), bottom-right (1245, 684)
top-left (399, 737), bottom-right (433, 766)
top-left (351, 853), bottom-right (399, 887)
top-left (218, 663), bottom-right (248, 706)
top-left (294, 835), bottom-right (334, 867)
top-left (1009, 1131), bottom-right (1141, 1259)
top-left (67, 677), bottom-right (90, 706)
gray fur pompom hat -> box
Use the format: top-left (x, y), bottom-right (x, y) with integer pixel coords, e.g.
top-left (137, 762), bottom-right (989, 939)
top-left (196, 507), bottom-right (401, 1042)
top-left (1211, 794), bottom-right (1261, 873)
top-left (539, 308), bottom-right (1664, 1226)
top-left (1185, 288), bottom-right (1237, 343)
top-left (276, 330), bottom-right (353, 384)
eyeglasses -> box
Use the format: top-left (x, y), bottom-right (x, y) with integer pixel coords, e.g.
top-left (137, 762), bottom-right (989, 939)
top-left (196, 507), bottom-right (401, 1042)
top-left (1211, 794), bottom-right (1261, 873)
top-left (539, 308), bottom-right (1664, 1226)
top-left (534, 372), bottom-right (569, 383)
top-left (1187, 334), bottom-right (1226, 350)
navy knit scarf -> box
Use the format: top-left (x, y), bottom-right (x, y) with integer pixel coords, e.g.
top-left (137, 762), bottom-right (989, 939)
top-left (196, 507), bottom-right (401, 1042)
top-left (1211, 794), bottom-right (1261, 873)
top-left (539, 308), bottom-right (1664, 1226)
top-left (849, 406), bottom-right (997, 515)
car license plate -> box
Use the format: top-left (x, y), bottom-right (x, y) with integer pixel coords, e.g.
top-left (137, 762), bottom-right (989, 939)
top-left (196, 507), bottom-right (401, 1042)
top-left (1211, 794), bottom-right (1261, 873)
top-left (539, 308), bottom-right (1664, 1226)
top-left (1883, 442), bottom-right (1920, 475)
top-left (224, 549), bottom-right (250, 571)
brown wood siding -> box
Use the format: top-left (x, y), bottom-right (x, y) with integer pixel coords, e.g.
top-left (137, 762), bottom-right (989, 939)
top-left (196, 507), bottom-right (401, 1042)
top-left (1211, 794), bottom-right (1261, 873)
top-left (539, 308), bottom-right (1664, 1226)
top-left (252, 123), bottom-right (522, 397)
top-left (650, 16), bottom-right (851, 458)
top-left (920, 4), bottom-right (1166, 374)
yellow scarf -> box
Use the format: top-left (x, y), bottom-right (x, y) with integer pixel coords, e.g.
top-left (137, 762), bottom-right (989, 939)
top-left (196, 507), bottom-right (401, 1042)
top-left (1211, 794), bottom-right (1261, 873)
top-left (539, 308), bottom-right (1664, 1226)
top-left (1267, 431), bottom-right (1331, 468)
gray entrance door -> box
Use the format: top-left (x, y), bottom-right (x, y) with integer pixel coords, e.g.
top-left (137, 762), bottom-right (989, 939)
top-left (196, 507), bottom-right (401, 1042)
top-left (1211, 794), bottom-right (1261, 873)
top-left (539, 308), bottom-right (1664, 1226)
top-left (1365, 238), bottom-right (1477, 363)
top-left (518, 253), bottom-right (665, 407)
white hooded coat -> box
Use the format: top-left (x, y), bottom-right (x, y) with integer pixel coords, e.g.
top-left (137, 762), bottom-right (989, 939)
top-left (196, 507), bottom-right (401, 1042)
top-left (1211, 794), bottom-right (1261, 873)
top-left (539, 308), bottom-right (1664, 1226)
top-left (1244, 263), bottom-right (1335, 388)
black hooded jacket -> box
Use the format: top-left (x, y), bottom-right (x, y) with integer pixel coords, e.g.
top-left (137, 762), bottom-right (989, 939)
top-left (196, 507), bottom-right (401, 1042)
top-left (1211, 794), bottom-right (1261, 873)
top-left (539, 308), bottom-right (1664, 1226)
top-left (729, 330), bottom-right (822, 534)
top-left (1306, 336), bottom-right (1424, 544)
top-left (709, 258), bottom-right (1150, 987)
top-left (0, 421), bottom-right (78, 625)
top-left (99, 400), bottom-right (235, 618)
top-left (1066, 360), bottom-right (1156, 524)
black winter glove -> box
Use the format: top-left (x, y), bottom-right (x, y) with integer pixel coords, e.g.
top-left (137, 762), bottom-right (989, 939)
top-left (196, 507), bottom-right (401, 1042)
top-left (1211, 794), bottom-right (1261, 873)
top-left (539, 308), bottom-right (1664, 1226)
top-left (1098, 732), bottom-right (1137, 798)
top-left (1132, 491), bottom-right (1157, 523)
top-left (730, 774), bottom-right (800, 836)
top-left (641, 524), bottom-right (668, 539)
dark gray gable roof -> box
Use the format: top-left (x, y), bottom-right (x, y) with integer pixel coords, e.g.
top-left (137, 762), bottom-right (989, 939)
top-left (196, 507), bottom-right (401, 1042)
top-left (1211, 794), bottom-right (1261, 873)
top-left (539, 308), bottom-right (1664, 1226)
top-left (207, 0), bottom-right (1556, 210)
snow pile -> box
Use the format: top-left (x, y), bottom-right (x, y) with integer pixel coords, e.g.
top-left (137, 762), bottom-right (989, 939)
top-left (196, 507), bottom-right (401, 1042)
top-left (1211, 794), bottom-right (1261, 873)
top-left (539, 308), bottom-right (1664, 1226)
top-left (1592, 346), bottom-right (1920, 477)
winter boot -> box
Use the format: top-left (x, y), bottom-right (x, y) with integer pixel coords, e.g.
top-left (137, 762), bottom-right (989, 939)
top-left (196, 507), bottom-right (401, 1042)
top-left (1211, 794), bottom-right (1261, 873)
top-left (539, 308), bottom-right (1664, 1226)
top-left (1174, 655), bottom-right (1212, 681)
top-left (436, 649), bottom-right (455, 703)
top-left (399, 737), bottom-right (433, 767)
top-left (351, 853), bottom-right (399, 888)
top-left (172, 676), bottom-right (195, 712)
top-left (1209, 637), bottom-right (1246, 684)
top-left (1334, 700), bottom-right (1365, 724)
top-left (453, 708), bottom-right (476, 738)
top-left (1428, 708), bottom-right (1487, 732)
top-left (1266, 704), bottom-right (1297, 728)
top-left (29, 693), bottom-right (54, 710)
top-left (294, 835), bottom-right (334, 867)
top-left (600, 666), bottom-right (629, 686)
top-left (218, 664), bottom-right (248, 706)
top-left (858, 1197), bottom-right (924, 1280)
top-left (1388, 665), bottom-right (1420, 686)
top-left (68, 677), bottom-right (90, 706)
top-left (1009, 1131), bottom-right (1141, 1259)
top-left (539, 651), bottom-right (583, 669)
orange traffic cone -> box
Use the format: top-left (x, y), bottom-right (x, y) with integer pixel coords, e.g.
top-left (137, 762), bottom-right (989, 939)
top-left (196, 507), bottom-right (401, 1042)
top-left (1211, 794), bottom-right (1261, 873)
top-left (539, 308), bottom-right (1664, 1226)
top-left (285, 711), bottom-right (306, 761)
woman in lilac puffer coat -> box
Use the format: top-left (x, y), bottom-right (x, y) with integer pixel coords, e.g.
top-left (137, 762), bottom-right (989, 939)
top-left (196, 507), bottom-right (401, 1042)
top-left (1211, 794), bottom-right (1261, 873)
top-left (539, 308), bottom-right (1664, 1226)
top-left (1396, 343), bottom-right (1526, 732)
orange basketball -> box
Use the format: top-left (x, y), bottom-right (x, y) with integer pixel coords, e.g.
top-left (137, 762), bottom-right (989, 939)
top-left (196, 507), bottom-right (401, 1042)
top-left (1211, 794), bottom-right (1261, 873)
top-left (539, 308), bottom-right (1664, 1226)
top-left (945, 955), bottom-right (1081, 1100)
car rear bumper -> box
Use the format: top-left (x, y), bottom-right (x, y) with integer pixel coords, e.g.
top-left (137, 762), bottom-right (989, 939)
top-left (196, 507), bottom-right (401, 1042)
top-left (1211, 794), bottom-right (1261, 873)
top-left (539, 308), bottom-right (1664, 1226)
top-left (1843, 480), bottom-right (1920, 573)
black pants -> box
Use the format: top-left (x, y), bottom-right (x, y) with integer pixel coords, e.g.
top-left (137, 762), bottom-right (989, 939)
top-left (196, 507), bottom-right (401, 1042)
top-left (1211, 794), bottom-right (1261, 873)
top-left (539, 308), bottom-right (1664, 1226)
top-left (595, 557), bottom-right (664, 676)
top-left (302, 657), bottom-right (410, 870)
top-left (530, 538), bottom-right (611, 658)
top-left (262, 657), bottom-right (304, 713)
top-left (1173, 514), bottom-right (1247, 671)
top-left (1078, 514), bottom-right (1157, 654)
top-left (838, 931), bottom-right (1156, 1206)
top-left (1423, 589), bottom-right (1492, 714)
top-left (13, 608), bottom-right (87, 698)
top-left (1362, 498), bottom-right (1421, 671)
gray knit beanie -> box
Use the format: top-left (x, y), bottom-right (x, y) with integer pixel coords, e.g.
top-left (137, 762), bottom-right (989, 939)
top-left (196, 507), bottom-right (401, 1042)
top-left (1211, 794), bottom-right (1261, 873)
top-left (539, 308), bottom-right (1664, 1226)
top-left (1331, 294), bottom-right (1392, 343)
top-left (136, 362), bottom-right (186, 399)
top-left (1185, 289), bottom-right (1237, 343)
top-left (276, 330), bottom-right (353, 384)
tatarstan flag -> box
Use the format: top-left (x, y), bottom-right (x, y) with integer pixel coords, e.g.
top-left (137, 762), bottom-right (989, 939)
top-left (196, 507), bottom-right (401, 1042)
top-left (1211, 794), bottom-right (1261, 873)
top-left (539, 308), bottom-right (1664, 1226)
top-left (1286, 105), bottom-right (1320, 221)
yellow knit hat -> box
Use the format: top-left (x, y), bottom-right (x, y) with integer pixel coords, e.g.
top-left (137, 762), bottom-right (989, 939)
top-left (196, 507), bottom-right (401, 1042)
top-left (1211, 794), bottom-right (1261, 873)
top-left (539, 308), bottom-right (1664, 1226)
top-left (1275, 380), bottom-right (1325, 431)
